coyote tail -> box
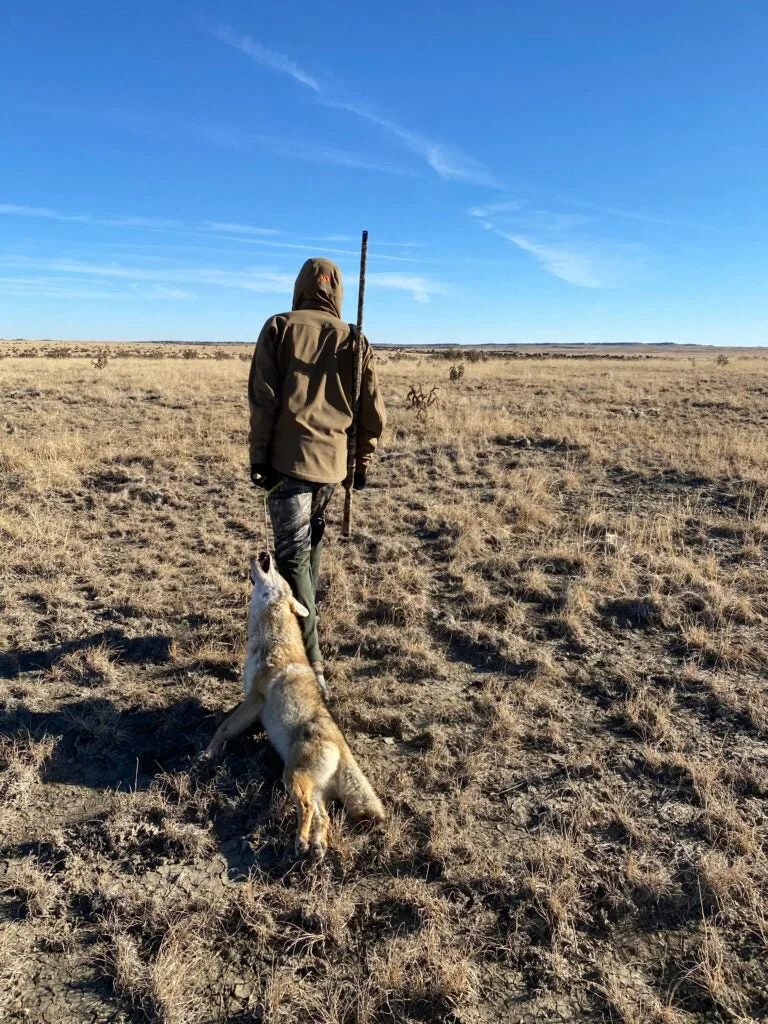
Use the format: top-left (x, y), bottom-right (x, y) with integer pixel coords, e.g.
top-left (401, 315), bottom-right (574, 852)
top-left (337, 754), bottom-right (385, 822)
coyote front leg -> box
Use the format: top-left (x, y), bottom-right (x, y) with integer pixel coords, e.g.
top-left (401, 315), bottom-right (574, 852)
top-left (202, 697), bottom-right (264, 760)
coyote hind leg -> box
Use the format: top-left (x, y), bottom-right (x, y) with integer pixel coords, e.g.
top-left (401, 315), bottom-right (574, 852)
top-left (287, 769), bottom-right (316, 857)
top-left (309, 799), bottom-right (329, 860)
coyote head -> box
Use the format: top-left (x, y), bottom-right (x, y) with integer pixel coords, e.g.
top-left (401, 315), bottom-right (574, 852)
top-left (248, 552), bottom-right (309, 631)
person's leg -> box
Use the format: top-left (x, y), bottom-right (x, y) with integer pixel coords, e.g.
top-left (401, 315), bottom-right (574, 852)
top-left (309, 483), bottom-right (336, 597)
top-left (307, 483), bottom-right (336, 693)
top-left (268, 480), bottom-right (322, 670)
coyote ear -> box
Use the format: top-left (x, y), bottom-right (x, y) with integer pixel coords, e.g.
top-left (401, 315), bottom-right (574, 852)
top-left (291, 597), bottom-right (310, 618)
top-left (249, 557), bottom-right (258, 584)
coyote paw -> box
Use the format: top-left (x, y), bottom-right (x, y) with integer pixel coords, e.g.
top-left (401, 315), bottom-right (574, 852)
top-left (295, 836), bottom-right (310, 857)
top-left (310, 838), bottom-right (327, 861)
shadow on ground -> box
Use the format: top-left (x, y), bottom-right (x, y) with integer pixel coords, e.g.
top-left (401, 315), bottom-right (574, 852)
top-left (0, 631), bottom-right (289, 878)
top-left (0, 628), bottom-right (172, 677)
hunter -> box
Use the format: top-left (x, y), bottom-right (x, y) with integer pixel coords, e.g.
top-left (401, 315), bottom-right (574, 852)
top-left (248, 257), bottom-right (386, 693)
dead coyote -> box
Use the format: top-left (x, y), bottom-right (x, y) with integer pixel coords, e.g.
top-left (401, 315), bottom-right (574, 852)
top-left (202, 552), bottom-right (384, 858)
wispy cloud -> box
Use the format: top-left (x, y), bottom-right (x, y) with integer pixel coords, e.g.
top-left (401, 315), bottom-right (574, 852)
top-left (200, 234), bottom-right (358, 257)
top-left (368, 273), bottom-right (445, 303)
top-left (468, 200), bottom-right (525, 218)
top-left (499, 232), bottom-right (648, 289)
top-left (374, 240), bottom-right (424, 249)
top-left (38, 102), bottom-right (419, 179)
top-left (212, 24), bottom-right (497, 187)
top-left (324, 100), bottom-right (499, 187)
top-left (198, 121), bottom-right (422, 178)
top-left (203, 222), bottom-right (280, 236)
top-left (0, 203), bottom-right (181, 230)
top-left (469, 201), bottom-right (589, 233)
top-left (0, 255), bottom-right (295, 294)
top-left (0, 203), bottom-right (91, 223)
top-left (0, 256), bottom-right (445, 304)
top-left (88, 237), bottom-right (427, 266)
top-left (560, 199), bottom-right (713, 231)
top-left (0, 274), bottom-right (193, 301)
top-left (1, 203), bottom-right (417, 261)
top-left (497, 235), bottom-right (603, 288)
top-left (212, 25), bottom-right (321, 91)
top-left (201, 232), bottom-right (426, 264)
top-left (255, 135), bottom-right (418, 177)
top-left (22, 98), bottom-right (424, 181)
top-left (470, 198), bottom-right (649, 288)
top-left (101, 215), bottom-right (181, 229)
top-left (471, 197), bottom-right (711, 232)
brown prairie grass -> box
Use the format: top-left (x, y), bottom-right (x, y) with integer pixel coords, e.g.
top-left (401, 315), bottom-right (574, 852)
top-left (1, 342), bottom-right (768, 1022)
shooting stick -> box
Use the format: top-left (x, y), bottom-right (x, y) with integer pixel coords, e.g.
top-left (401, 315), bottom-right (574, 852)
top-left (342, 229), bottom-right (368, 537)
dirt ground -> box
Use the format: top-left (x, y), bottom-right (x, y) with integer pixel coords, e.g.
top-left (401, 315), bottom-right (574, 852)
top-left (1, 341), bottom-right (767, 1023)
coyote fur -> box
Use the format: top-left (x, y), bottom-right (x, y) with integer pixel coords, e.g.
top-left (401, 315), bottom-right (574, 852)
top-left (202, 551), bottom-right (384, 858)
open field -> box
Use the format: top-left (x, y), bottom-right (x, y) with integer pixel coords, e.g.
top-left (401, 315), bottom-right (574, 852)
top-left (1, 341), bottom-right (767, 1023)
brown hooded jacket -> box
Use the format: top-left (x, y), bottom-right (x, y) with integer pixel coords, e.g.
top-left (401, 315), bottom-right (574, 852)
top-left (248, 258), bottom-right (386, 484)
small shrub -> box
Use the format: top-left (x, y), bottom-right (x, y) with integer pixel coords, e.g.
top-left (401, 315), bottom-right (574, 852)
top-left (405, 384), bottom-right (439, 419)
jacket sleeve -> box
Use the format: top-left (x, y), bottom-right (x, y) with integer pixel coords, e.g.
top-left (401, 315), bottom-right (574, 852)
top-left (355, 338), bottom-right (387, 470)
top-left (248, 318), bottom-right (281, 466)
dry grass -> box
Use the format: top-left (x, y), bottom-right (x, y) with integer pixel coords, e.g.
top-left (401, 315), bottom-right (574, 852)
top-left (1, 341), bottom-right (767, 1022)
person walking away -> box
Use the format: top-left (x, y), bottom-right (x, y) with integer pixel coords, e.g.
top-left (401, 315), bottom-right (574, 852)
top-left (248, 257), bottom-right (386, 693)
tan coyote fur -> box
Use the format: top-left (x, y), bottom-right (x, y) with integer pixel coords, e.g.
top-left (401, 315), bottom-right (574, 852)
top-left (202, 552), bottom-right (384, 858)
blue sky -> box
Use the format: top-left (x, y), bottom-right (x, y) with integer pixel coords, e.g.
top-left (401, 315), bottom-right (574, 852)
top-left (1, 1), bottom-right (766, 344)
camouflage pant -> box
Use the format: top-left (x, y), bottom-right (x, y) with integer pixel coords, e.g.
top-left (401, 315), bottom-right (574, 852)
top-left (267, 476), bottom-right (336, 669)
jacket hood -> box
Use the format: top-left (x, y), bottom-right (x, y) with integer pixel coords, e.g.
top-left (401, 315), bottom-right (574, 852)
top-left (292, 258), bottom-right (343, 318)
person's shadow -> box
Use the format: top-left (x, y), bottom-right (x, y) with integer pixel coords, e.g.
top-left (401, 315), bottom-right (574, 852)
top-left (0, 628), bottom-right (172, 677)
top-left (0, 629), bottom-right (284, 879)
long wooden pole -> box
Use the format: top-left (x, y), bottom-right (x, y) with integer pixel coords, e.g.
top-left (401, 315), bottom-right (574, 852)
top-left (342, 229), bottom-right (368, 537)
